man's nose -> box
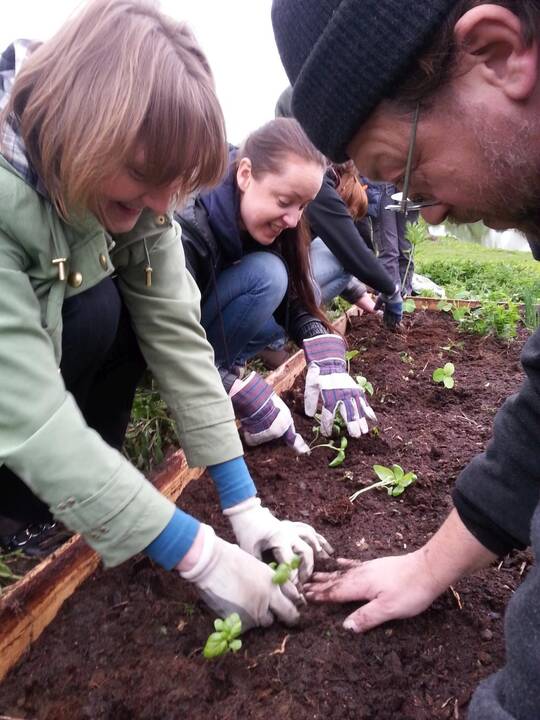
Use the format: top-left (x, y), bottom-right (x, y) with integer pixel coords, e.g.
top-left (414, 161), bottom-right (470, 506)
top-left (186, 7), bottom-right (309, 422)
top-left (420, 204), bottom-right (450, 225)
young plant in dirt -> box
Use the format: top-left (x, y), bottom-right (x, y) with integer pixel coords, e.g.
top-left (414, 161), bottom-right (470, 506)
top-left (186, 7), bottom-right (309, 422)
top-left (269, 554), bottom-right (301, 585)
top-left (350, 464), bottom-right (417, 502)
top-left (355, 375), bottom-right (374, 396)
top-left (433, 362), bottom-right (455, 389)
top-left (203, 613), bottom-right (242, 659)
top-left (311, 436), bottom-right (349, 467)
top-left (402, 298), bottom-right (416, 314)
top-left (0, 551), bottom-right (22, 594)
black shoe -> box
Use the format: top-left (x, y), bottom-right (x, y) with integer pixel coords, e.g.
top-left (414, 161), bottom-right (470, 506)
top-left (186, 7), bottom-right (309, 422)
top-left (0, 521), bottom-right (71, 558)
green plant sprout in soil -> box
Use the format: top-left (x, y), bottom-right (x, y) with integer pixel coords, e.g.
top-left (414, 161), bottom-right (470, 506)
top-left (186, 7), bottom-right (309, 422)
top-left (203, 613), bottom-right (242, 659)
top-left (402, 298), bottom-right (416, 314)
top-left (311, 436), bottom-right (348, 468)
top-left (349, 464), bottom-right (417, 502)
top-left (433, 362), bottom-right (455, 389)
top-left (0, 551), bottom-right (23, 594)
top-left (355, 375), bottom-right (374, 396)
top-left (269, 555), bottom-right (301, 585)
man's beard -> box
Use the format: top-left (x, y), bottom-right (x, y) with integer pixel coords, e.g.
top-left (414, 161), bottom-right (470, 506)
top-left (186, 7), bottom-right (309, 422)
top-left (456, 107), bottom-right (540, 237)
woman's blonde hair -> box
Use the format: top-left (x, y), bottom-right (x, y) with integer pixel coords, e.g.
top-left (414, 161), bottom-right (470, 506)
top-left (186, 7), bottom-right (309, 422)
top-left (2, 0), bottom-right (227, 222)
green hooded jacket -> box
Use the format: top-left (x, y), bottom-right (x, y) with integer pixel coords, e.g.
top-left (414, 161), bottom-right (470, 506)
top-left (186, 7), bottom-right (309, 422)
top-left (0, 153), bottom-right (243, 567)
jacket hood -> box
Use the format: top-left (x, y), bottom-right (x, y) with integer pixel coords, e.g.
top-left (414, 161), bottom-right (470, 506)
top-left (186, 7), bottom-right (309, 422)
top-left (0, 39), bottom-right (47, 197)
top-left (199, 148), bottom-right (243, 262)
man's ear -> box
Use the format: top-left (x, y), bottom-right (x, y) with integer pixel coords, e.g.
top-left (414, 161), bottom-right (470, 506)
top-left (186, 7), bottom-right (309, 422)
top-left (454, 4), bottom-right (538, 100)
top-left (236, 158), bottom-right (252, 192)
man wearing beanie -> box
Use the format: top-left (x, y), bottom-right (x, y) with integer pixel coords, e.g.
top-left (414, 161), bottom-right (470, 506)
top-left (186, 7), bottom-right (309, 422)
top-left (273, 2), bottom-right (540, 719)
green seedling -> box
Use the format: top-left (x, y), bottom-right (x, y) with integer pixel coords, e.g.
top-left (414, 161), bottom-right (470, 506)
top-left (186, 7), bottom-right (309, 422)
top-left (437, 300), bottom-right (453, 313)
top-left (451, 305), bottom-right (471, 323)
top-left (350, 464), bottom-right (417, 502)
top-left (203, 613), bottom-right (242, 659)
top-left (433, 362), bottom-right (455, 389)
top-left (269, 555), bottom-right (301, 585)
top-left (355, 375), bottom-right (374, 396)
top-left (0, 552), bottom-right (22, 594)
top-left (344, 349), bottom-right (359, 373)
top-left (311, 436), bottom-right (348, 467)
top-left (402, 299), bottom-right (416, 314)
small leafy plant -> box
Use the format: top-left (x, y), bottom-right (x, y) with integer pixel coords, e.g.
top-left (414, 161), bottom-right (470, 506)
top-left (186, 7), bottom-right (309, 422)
top-left (402, 299), bottom-right (416, 314)
top-left (0, 551), bottom-right (22, 595)
top-left (344, 349), bottom-right (359, 373)
top-left (311, 436), bottom-right (348, 467)
top-left (269, 555), bottom-right (301, 585)
top-left (432, 362), bottom-right (455, 389)
top-left (350, 464), bottom-right (417, 502)
top-left (355, 375), bottom-right (374, 396)
top-left (203, 613), bottom-right (242, 659)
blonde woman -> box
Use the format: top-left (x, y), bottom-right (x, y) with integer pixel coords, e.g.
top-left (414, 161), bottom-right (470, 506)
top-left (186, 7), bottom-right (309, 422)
top-left (0, 0), bottom-right (331, 630)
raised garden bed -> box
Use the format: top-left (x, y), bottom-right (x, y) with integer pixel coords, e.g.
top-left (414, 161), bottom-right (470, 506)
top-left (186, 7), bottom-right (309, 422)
top-left (0, 309), bottom-right (531, 720)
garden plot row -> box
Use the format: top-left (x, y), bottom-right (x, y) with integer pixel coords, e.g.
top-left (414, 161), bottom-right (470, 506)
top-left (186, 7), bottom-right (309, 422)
top-left (0, 308), bottom-right (355, 682)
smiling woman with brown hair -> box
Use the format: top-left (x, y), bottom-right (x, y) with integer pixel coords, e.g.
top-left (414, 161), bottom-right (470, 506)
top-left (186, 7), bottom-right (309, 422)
top-left (0, 0), bottom-right (333, 633)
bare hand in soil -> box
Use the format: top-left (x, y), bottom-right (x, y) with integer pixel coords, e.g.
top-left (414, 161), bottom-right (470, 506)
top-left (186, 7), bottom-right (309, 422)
top-left (303, 552), bottom-right (443, 633)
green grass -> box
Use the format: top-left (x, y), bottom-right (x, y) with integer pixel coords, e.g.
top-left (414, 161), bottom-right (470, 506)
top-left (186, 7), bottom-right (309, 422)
top-left (416, 237), bottom-right (540, 303)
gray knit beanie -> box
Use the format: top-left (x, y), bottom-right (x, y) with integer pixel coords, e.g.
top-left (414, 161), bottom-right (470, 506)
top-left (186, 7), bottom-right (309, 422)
top-left (272, 0), bottom-right (456, 161)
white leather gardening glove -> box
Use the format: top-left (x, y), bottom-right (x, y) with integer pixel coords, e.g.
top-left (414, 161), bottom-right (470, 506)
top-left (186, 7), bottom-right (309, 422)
top-left (303, 334), bottom-right (376, 438)
top-left (179, 524), bottom-right (301, 631)
top-left (224, 497), bottom-right (334, 584)
top-left (230, 371), bottom-right (309, 455)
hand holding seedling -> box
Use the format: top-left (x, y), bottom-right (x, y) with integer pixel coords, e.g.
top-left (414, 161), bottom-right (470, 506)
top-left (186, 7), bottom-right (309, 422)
top-left (303, 334), bottom-right (376, 438)
top-left (269, 555), bottom-right (301, 585)
top-left (178, 524), bottom-right (302, 631)
top-left (224, 497), bottom-right (333, 583)
top-left (203, 613), bottom-right (242, 659)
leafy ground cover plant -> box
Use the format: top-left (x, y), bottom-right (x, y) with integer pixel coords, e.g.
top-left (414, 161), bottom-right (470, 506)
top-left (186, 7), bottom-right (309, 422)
top-left (269, 555), bottom-right (301, 585)
top-left (433, 362), bottom-right (455, 389)
top-left (0, 551), bottom-right (22, 594)
top-left (403, 299), bottom-right (416, 314)
top-left (124, 374), bottom-right (176, 471)
top-left (350, 464), bottom-right (417, 502)
top-left (203, 613), bottom-right (242, 659)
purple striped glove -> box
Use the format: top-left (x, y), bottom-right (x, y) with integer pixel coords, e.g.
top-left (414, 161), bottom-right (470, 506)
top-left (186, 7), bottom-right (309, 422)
top-left (303, 334), bottom-right (376, 438)
top-left (230, 372), bottom-right (310, 455)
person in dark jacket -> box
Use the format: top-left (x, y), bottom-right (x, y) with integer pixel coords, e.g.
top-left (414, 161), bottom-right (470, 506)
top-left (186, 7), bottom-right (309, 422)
top-left (274, 1), bottom-right (540, 718)
top-left (276, 86), bottom-right (403, 330)
top-left (176, 118), bottom-right (376, 455)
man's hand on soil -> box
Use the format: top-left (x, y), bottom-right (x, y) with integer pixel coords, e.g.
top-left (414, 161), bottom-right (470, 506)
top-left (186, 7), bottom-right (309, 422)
top-left (178, 524), bottom-right (302, 631)
top-left (303, 551), bottom-right (444, 632)
top-left (224, 497), bottom-right (334, 583)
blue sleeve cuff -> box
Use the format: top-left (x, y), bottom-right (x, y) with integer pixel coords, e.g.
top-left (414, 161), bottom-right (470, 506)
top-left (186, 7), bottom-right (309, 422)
top-left (145, 508), bottom-right (200, 571)
top-left (208, 456), bottom-right (256, 510)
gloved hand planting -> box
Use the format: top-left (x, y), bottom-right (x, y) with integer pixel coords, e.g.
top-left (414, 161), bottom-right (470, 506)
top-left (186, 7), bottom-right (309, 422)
top-left (230, 371), bottom-right (309, 455)
top-left (375, 285), bottom-right (403, 330)
top-left (303, 334), bottom-right (376, 438)
top-left (178, 524), bottom-right (302, 631)
top-left (224, 496), bottom-right (334, 583)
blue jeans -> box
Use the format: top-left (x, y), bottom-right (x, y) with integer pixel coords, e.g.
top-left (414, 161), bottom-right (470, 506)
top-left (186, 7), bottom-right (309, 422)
top-left (310, 237), bottom-right (357, 305)
top-left (200, 252), bottom-right (288, 369)
top-left (371, 183), bottom-right (418, 295)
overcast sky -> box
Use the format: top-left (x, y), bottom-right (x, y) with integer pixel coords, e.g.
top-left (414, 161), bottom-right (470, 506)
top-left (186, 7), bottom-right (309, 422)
top-left (0, 0), bottom-right (289, 144)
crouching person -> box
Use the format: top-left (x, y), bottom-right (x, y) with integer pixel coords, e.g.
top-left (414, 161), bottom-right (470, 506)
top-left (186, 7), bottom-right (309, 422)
top-left (175, 118), bottom-right (377, 456)
top-left (0, 0), bottom-right (332, 631)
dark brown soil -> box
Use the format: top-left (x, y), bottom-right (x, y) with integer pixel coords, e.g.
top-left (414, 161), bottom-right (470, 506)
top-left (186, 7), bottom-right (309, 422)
top-left (0, 311), bottom-right (532, 720)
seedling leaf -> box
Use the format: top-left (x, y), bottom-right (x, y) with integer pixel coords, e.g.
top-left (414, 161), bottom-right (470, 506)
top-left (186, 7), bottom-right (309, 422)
top-left (373, 464), bottom-right (395, 484)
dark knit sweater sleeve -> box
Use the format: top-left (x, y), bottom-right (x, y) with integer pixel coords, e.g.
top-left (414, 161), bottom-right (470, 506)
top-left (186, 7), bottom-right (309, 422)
top-left (452, 328), bottom-right (540, 556)
top-left (306, 175), bottom-right (395, 295)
